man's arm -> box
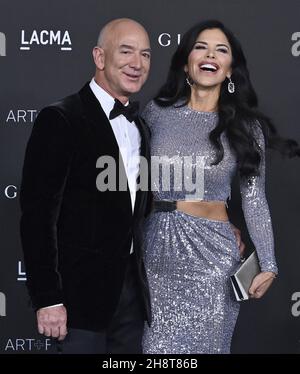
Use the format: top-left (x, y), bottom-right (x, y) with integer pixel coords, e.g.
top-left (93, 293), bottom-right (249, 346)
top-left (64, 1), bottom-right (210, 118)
top-left (20, 106), bottom-right (74, 309)
top-left (230, 223), bottom-right (246, 257)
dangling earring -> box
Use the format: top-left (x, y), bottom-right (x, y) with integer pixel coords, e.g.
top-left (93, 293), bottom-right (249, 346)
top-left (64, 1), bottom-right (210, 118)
top-left (228, 77), bottom-right (235, 93)
top-left (185, 74), bottom-right (193, 87)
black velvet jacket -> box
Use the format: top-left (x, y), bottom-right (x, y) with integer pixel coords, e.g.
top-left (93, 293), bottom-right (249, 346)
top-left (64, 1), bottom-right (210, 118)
top-left (20, 83), bottom-right (152, 331)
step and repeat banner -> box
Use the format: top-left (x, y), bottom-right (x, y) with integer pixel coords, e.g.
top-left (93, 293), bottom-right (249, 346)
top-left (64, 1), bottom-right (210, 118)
top-left (0, 0), bottom-right (299, 354)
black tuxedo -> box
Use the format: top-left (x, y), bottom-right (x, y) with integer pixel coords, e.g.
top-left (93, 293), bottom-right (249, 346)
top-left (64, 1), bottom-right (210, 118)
top-left (20, 83), bottom-right (152, 332)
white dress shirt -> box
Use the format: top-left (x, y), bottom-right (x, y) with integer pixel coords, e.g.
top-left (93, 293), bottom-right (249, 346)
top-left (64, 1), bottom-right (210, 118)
top-left (41, 79), bottom-right (141, 310)
top-left (89, 78), bottom-right (141, 213)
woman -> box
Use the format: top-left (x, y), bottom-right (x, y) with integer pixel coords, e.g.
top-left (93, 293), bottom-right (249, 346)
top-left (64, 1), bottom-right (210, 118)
top-left (141, 20), bottom-right (299, 354)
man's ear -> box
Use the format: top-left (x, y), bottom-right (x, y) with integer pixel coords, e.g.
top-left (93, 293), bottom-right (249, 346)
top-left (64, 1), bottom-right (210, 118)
top-left (93, 46), bottom-right (105, 70)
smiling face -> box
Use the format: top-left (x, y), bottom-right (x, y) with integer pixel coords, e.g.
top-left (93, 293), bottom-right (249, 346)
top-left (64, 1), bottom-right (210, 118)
top-left (185, 28), bottom-right (233, 90)
top-left (93, 19), bottom-right (151, 102)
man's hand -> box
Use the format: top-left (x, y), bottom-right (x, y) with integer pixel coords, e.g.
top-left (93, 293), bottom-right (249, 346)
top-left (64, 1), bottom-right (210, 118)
top-left (249, 271), bottom-right (276, 299)
top-left (230, 224), bottom-right (246, 257)
top-left (37, 305), bottom-right (67, 341)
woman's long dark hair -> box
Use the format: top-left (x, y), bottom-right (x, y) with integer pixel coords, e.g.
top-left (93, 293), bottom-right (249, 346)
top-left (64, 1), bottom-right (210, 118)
top-left (155, 20), bottom-right (299, 178)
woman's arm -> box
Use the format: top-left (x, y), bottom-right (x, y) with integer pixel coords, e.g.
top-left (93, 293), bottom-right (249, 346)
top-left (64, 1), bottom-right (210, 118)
top-left (239, 122), bottom-right (278, 274)
top-left (239, 122), bottom-right (278, 298)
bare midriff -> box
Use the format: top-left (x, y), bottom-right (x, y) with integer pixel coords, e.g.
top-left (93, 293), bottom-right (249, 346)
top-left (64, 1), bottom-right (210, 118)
top-left (176, 200), bottom-right (228, 221)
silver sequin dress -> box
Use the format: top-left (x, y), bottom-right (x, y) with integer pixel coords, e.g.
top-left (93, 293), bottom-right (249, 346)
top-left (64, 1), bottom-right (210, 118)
top-left (142, 101), bottom-right (278, 354)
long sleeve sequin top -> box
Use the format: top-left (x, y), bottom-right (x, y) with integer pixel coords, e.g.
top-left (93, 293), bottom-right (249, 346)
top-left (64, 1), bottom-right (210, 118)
top-left (142, 100), bottom-right (278, 274)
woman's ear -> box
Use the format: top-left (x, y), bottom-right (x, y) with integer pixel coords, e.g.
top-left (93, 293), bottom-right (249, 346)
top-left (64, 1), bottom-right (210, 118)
top-left (226, 69), bottom-right (232, 79)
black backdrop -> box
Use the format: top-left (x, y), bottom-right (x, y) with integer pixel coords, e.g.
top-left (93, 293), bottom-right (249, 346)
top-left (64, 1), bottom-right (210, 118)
top-left (0, 0), bottom-right (299, 354)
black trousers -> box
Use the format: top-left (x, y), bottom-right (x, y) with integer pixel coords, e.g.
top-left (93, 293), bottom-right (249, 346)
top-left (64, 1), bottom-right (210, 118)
top-left (55, 256), bottom-right (145, 354)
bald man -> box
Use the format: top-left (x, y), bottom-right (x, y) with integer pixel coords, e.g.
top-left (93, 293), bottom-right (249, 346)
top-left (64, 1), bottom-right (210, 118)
top-left (20, 18), bottom-right (152, 354)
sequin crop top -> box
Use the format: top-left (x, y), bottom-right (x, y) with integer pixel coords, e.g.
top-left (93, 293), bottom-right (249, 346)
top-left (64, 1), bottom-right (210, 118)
top-left (142, 100), bottom-right (278, 274)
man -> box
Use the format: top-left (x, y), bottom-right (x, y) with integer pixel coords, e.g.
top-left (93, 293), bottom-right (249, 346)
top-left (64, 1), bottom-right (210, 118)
top-left (20, 18), bottom-right (152, 354)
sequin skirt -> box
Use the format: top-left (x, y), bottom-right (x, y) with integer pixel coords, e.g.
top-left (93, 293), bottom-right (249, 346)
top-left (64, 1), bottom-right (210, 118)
top-left (142, 210), bottom-right (241, 354)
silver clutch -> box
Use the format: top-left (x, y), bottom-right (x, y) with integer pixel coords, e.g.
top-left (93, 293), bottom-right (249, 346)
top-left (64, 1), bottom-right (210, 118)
top-left (230, 251), bottom-right (261, 301)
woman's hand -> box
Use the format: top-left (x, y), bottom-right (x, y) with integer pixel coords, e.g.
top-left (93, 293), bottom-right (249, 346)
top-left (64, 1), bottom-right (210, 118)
top-left (248, 271), bottom-right (276, 299)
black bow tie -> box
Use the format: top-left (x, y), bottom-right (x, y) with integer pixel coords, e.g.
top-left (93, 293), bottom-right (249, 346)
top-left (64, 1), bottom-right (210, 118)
top-left (109, 99), bottom-right (139, 123)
